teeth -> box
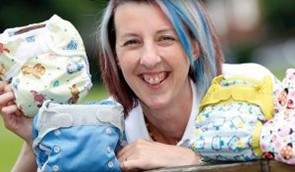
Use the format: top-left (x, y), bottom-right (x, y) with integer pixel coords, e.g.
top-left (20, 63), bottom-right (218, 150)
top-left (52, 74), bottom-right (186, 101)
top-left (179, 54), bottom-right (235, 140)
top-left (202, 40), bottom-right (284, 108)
top-left (143, 72), bottom-right (166, 85)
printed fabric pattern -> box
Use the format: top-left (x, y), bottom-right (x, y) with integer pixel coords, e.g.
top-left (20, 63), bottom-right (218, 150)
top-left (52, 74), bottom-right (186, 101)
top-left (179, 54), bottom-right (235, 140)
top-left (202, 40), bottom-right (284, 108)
top-left (260, 68), bottom-right (295, 164)
top-left (0, 15), bottom-right (92, 117)
top-left (193, 75), bottom-right (274, 161)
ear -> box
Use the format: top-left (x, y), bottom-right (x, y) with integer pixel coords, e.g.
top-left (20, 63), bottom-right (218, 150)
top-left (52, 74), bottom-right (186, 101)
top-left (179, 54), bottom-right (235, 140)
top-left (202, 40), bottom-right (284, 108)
top-left (192, 41), bottom-right (201, 60)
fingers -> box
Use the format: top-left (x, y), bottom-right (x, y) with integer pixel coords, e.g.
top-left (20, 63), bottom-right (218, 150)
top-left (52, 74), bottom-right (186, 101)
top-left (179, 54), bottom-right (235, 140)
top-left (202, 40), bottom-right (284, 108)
top-left (118, 143), bottom-right (134, 161)
top-left (0, 92), bottom-right (15, 115)
top-left (0, 81), bottom-right (14, 108)
top-left (4, 82), bottom-right (12, 92)
top-left (0, 91), bottom-right (14, 105)
top-left (120, 159), bottom-right (141, 172)
top-left (2, 104), bottom-right (19, 115)
top-left (0, 81), bottom-right (7, 91)
top-left (118, 141), bottom-right (140, 171)
top-left (118, 139), bottom-right (152, 157)
top-left (118, 139), bottom-right (150, 162)
top-left (118, 139), bottom-right (155, 171)
top-left (0, 81), bottom-right (9, 95)
top-left (0, 82), bottom-right (18, 115)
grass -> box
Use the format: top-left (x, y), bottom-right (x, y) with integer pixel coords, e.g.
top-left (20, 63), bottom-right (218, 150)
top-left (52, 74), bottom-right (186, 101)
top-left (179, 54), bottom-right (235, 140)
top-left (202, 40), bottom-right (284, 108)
top-left (0, 84), bottom-right (107, 172)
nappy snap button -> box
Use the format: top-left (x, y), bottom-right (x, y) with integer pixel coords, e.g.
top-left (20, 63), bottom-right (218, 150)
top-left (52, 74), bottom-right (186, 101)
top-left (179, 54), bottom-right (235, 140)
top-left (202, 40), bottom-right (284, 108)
top-left (106, 127), bottom-right (112, 135)
top-left (107, 161), bottom-right (114, 168)
top-left (53, 145), bottom-right (61, 153)
top-left (52, 165), bottom-right (59, 172)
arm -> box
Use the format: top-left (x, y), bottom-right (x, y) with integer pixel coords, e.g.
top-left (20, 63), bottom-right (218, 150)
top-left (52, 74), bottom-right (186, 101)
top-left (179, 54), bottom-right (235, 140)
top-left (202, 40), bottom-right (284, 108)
top-left (12, 143), bottom-right (37, 172)
top-left (117, 139), bottom-right (201, 171)
top-left (0, 81), bottom-right (36, 171)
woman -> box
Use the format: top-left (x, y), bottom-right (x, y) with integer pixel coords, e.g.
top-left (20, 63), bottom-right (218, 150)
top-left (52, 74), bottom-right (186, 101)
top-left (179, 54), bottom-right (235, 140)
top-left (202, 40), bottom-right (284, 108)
top-left (99, 0), bottom-right (223, 170)
top-left (0, 0), bottom-right (276, 171)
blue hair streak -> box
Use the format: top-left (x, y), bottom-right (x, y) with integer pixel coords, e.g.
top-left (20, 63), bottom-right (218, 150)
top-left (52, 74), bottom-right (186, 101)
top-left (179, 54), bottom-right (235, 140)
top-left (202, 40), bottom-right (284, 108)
top-left (160, 0), bottom-right (218, 97)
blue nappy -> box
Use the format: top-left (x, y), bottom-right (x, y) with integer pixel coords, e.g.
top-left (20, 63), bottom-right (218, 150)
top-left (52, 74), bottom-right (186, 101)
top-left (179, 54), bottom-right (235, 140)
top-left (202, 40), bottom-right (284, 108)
top-left (32, 101), bottom-right (124, 172)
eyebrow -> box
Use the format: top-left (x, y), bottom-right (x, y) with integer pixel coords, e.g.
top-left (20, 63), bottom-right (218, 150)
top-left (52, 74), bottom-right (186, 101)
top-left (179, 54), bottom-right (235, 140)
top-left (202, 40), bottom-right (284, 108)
top-left (119, 33), bottom-right (139, 39)
top-left (119, 28), bottom-right (175, 38)
top-left (157, 28), bottom-right (175, 34)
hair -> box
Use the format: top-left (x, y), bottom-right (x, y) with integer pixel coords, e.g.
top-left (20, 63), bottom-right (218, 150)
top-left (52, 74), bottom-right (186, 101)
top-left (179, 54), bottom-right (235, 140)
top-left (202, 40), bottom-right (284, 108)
top-left (98, 0), bottom-right (224, 116)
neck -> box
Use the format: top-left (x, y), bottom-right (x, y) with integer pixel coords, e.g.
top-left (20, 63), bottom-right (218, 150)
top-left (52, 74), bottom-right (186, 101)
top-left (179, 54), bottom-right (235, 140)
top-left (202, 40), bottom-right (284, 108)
top-left (142, 79), bottom-right (193, 144)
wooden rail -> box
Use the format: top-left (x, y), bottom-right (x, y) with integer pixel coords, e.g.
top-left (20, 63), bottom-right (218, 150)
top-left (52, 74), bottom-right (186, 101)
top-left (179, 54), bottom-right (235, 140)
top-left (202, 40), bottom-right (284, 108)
top-left (146, 160), bottom-right (295, 172)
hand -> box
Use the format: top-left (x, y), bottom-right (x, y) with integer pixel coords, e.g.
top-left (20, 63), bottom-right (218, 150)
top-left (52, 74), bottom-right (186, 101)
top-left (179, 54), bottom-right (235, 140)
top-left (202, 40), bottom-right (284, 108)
top-left (0, 81), bottom-right (33, 144)
top-left (118, 139), bottom-right (202, 171)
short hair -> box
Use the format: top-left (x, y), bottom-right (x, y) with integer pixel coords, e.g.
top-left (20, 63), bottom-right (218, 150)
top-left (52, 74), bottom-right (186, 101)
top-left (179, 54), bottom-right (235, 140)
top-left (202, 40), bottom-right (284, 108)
top-left (98, 0), bottom-right (224, 116)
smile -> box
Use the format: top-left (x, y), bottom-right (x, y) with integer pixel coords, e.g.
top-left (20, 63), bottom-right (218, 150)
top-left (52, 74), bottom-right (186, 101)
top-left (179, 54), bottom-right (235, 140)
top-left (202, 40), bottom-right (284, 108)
top-left (141, 72), bottom-right (169, 85)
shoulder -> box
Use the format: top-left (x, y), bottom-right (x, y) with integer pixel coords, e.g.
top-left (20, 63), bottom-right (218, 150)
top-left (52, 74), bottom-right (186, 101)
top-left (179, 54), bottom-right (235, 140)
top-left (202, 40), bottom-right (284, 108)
top-left (223, 63), bottom-right (275, 79)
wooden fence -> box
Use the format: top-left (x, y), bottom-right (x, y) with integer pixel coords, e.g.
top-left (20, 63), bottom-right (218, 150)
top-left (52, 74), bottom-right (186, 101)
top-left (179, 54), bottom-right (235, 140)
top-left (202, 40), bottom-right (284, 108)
top-left (146, 160), bottom-right (295, 172)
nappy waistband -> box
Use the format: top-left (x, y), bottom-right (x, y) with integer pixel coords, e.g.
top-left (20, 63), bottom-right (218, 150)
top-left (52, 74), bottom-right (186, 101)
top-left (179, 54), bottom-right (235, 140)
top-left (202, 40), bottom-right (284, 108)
top-left (0, 15), bottom-right (89, 80)
top-left (36, 100), bottom-right (124, 135)
top-left (200, 75), bottom-right (274, 120)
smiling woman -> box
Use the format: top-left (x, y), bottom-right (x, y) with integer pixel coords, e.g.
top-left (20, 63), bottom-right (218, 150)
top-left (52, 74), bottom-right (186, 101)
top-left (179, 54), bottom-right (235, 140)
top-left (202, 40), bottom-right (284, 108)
top-left (98, 0), bottom-right (224, 170)
top-left (115, 2), bottom-right (192, 112)
top-left (3, 0), bottom-right (290, 172)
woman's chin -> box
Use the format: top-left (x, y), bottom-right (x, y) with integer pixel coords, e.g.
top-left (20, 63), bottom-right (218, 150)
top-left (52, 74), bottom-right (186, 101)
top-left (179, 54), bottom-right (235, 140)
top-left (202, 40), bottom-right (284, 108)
top-left (141, 97), bottom-right (170, 110)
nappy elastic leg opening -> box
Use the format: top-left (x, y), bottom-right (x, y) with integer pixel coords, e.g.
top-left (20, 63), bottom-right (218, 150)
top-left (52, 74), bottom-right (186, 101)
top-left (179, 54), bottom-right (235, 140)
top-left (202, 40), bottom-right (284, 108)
top-left (252, 121), bottom-right (263, 157)
top-left (14, 24), bottom-right (46, 35)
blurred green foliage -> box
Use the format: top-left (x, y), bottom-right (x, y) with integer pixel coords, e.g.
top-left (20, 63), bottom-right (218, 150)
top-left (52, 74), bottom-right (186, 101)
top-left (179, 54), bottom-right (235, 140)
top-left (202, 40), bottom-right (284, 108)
top-left (260, 0), bottom-right (295, 38)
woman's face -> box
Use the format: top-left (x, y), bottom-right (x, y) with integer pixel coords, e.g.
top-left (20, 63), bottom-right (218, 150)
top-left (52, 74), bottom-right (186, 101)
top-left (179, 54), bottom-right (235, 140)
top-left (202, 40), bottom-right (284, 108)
top-left (115, 2), bottom-right (191, 110)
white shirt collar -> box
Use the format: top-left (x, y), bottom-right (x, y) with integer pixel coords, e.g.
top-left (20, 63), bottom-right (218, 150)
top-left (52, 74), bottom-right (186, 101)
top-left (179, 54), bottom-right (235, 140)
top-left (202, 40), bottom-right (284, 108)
top-left (124, 80), bottom-right (199, 146)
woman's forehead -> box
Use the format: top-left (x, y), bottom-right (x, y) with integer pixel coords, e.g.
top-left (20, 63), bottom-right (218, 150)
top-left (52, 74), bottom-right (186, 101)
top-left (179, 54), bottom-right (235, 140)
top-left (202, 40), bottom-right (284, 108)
top-left (114, 2), bottom-right (172, 33)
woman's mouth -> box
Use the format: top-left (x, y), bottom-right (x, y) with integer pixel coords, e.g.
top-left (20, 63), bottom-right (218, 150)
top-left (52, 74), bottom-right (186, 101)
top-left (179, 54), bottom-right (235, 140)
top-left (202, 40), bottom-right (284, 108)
top-left (141, 72), bottom-right (169, 85)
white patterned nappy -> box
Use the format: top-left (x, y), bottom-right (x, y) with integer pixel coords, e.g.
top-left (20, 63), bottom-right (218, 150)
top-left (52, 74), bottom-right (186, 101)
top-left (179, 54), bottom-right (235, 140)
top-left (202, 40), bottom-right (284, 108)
top-left (193, 75), bottom-right (274, 161)
top-left (0, 15), bottom-right (92, 117)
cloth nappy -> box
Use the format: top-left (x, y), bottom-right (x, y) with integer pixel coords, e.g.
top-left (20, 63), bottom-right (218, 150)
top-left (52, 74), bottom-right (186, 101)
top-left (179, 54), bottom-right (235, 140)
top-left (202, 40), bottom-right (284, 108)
top-left (32, 100), bottom-right (125, 172)
top-left (193, 75), bottom-right (274, 161)
top-left (260, 68), bottom-right (295, 164)
top-left (0, 15), bottom-right (92, 117)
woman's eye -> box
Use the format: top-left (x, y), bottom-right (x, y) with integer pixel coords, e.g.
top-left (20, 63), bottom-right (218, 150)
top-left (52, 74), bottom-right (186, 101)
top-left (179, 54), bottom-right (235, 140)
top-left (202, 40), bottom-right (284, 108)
top-left (123, 39), bottom-right (140, 47)
top-left (158, 36), bottom-right (176, 45)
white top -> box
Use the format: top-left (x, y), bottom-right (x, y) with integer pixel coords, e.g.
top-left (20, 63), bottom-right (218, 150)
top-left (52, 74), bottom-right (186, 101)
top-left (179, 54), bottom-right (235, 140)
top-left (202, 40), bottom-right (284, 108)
top-left (124, 63), bottom-right (279, 147)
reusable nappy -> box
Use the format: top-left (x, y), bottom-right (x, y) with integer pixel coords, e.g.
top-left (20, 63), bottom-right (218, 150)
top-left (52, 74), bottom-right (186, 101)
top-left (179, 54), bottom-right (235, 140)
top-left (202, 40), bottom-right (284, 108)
top-left (32, 100), bottom-right (125, 172)
top-left (194, 70), bottom-right (295, 164)
top-left (0, 15), bottom-right (92, 117)
top-left (193, 75), bottom-right (274, 161)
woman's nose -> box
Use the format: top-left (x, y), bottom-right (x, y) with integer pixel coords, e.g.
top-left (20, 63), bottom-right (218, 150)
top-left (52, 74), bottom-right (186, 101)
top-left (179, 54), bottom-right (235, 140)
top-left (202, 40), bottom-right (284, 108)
top-left (139, 43), bottom-right (161, 68)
